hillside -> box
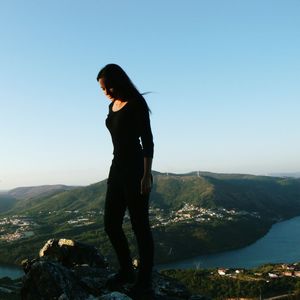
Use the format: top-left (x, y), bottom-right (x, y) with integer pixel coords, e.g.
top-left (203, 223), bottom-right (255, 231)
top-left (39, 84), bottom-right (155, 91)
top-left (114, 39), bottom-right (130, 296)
top-left (162, 262), bottom-right (300, 299)
top-left (8, 184), bottom-right (78, 200)
top-left (6, 171), bottom-right (300, 218)
top-left (0, 194), bottom-right (18, 213)
top-left (153, 172), bottom-right (300, 218)
top-left (1, 171), bottom-right (300, 267)
top-left (0, 185), bottom-right (79, 213)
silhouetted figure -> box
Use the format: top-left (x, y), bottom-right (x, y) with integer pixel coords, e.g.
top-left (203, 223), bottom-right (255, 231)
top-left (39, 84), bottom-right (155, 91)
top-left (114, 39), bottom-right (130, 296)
top-left (97, 64), bottom-right (154, 299)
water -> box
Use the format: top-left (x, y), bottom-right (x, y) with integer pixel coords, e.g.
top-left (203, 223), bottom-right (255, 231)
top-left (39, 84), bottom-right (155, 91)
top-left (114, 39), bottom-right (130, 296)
top-left (157, 216), bottom-right (300, 270)
top-left (0, 265), bottom-right (23, 279)
top-left (2, 216), bottom-right (300, 276)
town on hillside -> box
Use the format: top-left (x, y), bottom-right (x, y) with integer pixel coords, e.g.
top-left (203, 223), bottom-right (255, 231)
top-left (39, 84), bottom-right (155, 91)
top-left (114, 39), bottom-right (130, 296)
top-left (0, 203), bottom-right (260, 242)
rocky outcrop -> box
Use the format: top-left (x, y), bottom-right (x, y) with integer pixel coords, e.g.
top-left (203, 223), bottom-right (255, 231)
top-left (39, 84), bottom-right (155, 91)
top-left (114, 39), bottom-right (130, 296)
top-left (20, 238), bottom-right (208, 300)
top-left (39, 238), bottom-right (108, 268)
top-left (0, 276), bottom-right (22, 299)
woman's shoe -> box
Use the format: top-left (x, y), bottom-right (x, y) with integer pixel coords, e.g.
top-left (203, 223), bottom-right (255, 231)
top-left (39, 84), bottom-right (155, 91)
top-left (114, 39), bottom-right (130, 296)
top-left (126, 282), bottom-right (154, 300)
top-left (106, 269), bottom-right (135, 290)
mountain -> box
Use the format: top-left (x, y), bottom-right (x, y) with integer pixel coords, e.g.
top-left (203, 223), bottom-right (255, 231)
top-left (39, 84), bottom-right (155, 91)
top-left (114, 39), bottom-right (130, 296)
top-left (1, 171), bottom-right (300, 266)
top-left (0, 184), bottom-right (79, 213)
top-left (8, 184), bottom-right (79, 200)
top-left (3, 182), bottom-right (107, 214)
top-left (0, 194), bottom-right (18, 213)
top-left (269, 172), bottom-right (300, 178)
top-left (8, 171), bottom-right (300, 218)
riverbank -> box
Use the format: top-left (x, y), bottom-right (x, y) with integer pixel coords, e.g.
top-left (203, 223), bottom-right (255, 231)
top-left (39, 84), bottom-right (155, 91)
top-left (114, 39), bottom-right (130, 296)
top-left (1, 214), bottom-right (300, 276)
top-left (162, 262), bottom-right (300, 299)
top-left (156, 215), bottom-right (300, 271)
top-left (153, 214), bottom-right (273, 267)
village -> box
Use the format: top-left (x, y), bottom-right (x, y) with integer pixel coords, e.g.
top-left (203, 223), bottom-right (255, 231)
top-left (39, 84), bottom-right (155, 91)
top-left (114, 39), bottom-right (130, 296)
top-left (0, 216), bottom-right (35, 242)
top-left (216, 263), bottom-right (300, 280)
top-left (0, 204), bottom-right (261, 242)
top-left (149, 203), bottom-right (260, 228)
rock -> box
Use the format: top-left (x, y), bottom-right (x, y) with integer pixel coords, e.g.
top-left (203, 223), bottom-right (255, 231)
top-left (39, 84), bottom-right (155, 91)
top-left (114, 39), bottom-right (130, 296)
top-left (189, 296), bottom-right (210, 300)
top-left (72, 265), bottom-right (112, 295)
top-left (0, 276), bottom-right (22, 299)
top-left (21, 238), bottom-right (208, 300)
top-left (21, 258), bottom-right (91, 300)
top-left (149, 271), bottom-right (191, 300)
top-left (39, 238), bottom-right (108, 268)
top-left (100, 291), bottom-right (133, 299)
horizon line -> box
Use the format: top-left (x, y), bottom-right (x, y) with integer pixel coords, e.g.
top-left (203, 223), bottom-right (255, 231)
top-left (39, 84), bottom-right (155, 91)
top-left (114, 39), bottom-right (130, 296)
top-left (1, 170), bottom-right (299, 191)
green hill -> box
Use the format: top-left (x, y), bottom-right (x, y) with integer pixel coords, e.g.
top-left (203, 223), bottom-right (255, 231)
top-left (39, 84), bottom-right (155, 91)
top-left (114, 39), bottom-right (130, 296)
top-left (7, 182), bottom-right (107, 214)
top-left (1, 171), bottom-right (300, 267)
top-left (0, 194), bottom-right (17, 213)
top-left (7, 172), bottom-right (300, 218)
top-left (152, 172), bottom-right (300, 218)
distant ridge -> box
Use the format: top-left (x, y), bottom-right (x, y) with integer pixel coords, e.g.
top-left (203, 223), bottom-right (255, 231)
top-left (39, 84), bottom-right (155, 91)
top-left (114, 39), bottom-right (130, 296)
top-left (153, 170), bottom-right (276, 179)
top-left (3, 170), bottom-right (300, 219)
top-left (8, 184), bottom-right (79, 200)
top-left (268, 172), bottom-right (300, 178)
top-left (6, 170), bottom-right (299, 218)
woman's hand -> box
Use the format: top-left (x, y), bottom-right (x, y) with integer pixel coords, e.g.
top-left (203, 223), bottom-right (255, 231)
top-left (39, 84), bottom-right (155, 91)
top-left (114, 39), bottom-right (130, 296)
top-left (141, 157), bottom-right (153, 195)
top-left (141, 174), bottom-right (152, 195)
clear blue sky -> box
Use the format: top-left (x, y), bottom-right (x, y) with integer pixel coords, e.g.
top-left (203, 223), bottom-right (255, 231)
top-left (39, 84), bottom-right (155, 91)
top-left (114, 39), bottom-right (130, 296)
top-left (1, 0), bottom-right (299, 190)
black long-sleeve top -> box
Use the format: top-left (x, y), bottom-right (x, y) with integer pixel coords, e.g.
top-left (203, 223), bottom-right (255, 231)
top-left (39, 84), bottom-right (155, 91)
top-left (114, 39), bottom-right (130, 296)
top-left (106, 98), bottom-right (154, 165)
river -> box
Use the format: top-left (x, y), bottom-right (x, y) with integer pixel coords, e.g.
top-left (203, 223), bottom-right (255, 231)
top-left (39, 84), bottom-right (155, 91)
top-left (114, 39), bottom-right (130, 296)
top-left (2, 216), bottom-right (300, 277)
top-left (156, 215), bottom-right (300, 270)
top-left (0, 264), bottom-right (23, 279)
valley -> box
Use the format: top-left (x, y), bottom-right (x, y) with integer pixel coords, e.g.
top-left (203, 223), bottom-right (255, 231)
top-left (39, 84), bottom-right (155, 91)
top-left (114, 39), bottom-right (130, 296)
top-left (0, 171), bottom-right (299, 268)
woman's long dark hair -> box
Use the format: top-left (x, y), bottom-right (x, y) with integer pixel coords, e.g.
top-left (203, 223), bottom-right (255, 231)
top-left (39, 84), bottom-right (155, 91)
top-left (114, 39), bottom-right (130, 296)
top-left (97, 64), bottom-right (150, 112)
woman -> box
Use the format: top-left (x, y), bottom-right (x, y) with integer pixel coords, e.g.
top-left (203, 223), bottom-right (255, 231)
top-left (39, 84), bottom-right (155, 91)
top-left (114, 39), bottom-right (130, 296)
top-left (97, 64), bottom-right (154, 298)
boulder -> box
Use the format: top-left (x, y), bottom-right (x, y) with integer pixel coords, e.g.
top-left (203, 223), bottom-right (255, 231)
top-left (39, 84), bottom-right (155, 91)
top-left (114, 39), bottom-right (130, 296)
top-left (0, 276), bottom-right (22, 299)
top-left (100, 291), bottom-right (133, 299)
top-left (39, 238), bottom-right (108, 268)
top-left (152, 272), bottom-right (191, 299)
top-left (21, 258), bottom-right (90, 300)
top-left (21, 238), bottom-right (209, 300)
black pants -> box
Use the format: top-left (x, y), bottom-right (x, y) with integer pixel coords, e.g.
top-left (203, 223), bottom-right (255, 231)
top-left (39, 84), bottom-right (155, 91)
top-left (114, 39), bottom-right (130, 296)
top-left (104, 163), bottom-right (154, 284)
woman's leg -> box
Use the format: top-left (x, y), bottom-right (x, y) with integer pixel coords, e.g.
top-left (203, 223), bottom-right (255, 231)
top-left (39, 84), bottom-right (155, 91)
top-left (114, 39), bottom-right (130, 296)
top-left (104, 181), bottom-right (133, 272)
top-left (126, 185), bottom-right (154, 286)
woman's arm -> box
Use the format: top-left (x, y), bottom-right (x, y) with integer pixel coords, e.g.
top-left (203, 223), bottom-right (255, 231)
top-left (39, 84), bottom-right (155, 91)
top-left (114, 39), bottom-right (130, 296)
top-left (135, 100), bottom-right (154, 195)
top-left (141, 157), bottom-right (153, 195)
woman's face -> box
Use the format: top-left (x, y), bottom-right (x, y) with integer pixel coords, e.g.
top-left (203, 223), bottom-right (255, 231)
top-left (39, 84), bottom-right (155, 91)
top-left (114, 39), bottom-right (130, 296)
top-left (99, 78), bottom-right (114, 101)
